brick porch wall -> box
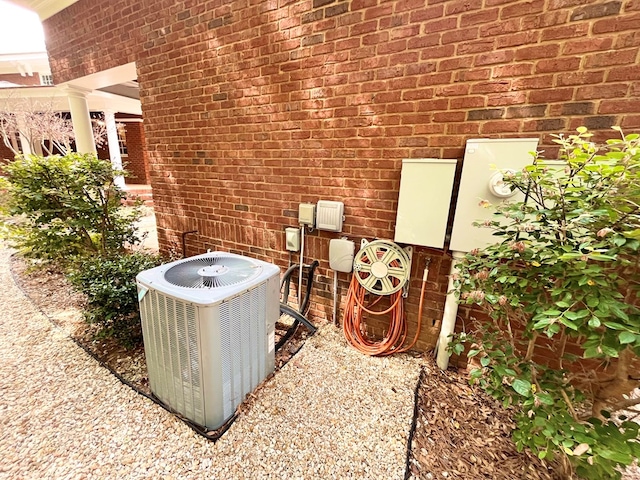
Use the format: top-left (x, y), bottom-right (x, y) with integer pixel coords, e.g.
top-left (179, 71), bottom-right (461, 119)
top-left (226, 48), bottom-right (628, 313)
top-left (123, 122), bottom-right (150, 184)
top-left (0, 142), bottom-right (16, 163)
top-left (43, 0), bottom-right (640, 352)
top-left (0, 73), bottom-right (43, 86)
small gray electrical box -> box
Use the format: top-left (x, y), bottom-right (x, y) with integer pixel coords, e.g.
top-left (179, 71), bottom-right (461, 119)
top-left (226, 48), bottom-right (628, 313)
top-left (285, 227), bottom-right (300, 252)
top-left (298, 203), bottom-right (316, 227)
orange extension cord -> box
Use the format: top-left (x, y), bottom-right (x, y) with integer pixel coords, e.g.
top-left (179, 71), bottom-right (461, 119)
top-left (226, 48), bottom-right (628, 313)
top-left (343, 260), bottom-right (429, 356)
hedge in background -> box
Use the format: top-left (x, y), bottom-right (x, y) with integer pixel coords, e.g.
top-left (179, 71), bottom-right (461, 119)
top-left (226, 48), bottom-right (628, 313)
top-left (0, 153), bottom-right (141, 264)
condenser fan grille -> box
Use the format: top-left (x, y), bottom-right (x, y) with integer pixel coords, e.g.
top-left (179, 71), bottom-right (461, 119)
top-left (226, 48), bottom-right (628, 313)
top-left (164, 255), bottom-right (262, 288)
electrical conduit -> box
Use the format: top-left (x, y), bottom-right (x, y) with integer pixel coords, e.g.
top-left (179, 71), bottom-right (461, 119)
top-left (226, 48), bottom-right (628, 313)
top-left (298, 226), bottom-right (304, 310)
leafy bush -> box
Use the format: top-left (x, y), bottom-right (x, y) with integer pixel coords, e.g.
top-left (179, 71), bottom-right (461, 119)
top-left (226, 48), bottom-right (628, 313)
top-left (67, 252), bottom-right (162, 348)
top-left (0, 153), bottom-right (141, 264)
top-left (451, 127), bottom-right (640, 479)
top-left (0, 153), bottom-right (158, 347)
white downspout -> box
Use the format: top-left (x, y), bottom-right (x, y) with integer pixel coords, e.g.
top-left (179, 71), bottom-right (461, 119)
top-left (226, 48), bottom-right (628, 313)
top-left (333, 269), bottom-right (338, 325)
top-left (435, 250), bottom-right (465, 370)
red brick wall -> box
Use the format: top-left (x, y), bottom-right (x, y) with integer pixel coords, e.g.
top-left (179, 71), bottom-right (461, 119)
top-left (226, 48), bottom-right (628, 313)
top-left (0, 73), bottom-right (43, 86)
top-left (96, 143), bottom-right (109, 160)
top-left (0, 141), bottom-right (16, 163)
top-left (122, 121), bottom-right (150, 184)
top-left (44, 0), bottom-right (640, 352)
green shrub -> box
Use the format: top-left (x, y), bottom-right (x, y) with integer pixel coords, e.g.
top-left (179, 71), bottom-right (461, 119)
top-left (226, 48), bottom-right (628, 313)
top-left (67, 252), bottom-right (162, 348)
top-left (0, 153), bottom-right (141, 264)
top-left (451, 127), bottom-right (640, 479)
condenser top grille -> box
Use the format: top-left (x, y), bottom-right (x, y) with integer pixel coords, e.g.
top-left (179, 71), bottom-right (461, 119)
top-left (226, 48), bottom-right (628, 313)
top-left (164, 255), bottom-right (262, 288)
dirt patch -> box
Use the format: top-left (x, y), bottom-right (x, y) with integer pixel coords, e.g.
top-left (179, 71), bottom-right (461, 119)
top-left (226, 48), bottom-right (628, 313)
top-left (407, 362), bottom-right (559, 479)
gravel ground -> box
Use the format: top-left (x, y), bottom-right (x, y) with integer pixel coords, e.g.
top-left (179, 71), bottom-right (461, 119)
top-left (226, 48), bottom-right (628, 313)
top-left (0, 241), bottom-right (422, 479)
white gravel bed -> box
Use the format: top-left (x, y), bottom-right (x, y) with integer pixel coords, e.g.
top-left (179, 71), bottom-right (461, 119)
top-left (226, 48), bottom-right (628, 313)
top-left (0, 243), bottom-right (422, 479)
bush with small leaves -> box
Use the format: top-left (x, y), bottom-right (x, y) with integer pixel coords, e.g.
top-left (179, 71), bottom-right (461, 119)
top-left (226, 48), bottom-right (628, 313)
top-left (67, 252), bottom-right (162, 348)
top-left (450, 127), bottom-right (640, 479)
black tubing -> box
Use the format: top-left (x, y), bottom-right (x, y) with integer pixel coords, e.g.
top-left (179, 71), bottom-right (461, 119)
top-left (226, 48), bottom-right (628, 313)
top-left (181, 230), bottom-right (198, 258)
top-left (279, 260), bottom-right (319, 317)
top-left (280, 264), bottom-right (298, 305)
top-left (299, 260), bottom-right (319, 315)
top-left (404, 366), bottom-right (426, 480)
top-left (280, 264), bottom-right (299, 290)
top-left (280, 302), bottom-right (317, 335)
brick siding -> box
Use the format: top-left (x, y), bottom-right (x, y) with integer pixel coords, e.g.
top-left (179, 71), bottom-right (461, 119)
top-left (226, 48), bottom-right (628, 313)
top-left (122, 122), bottom-right (150, 184)
top-left (44, 0), bottom-right (640, 353)
top-left (0, 142), bottom-right (15, 163)
top-left (0, 73), bottom-right (43, 86)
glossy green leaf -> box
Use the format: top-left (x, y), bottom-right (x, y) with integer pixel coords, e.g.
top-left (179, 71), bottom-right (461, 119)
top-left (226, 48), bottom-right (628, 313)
top-left (619, 332), bottom-right (636, 344)
top-left (512, 378), bottom-right (532, 397)
top-left (588, 316), bottom-right (601, 328)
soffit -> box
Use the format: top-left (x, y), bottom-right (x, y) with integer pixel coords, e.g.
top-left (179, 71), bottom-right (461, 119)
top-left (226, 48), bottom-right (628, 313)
top-left (9, 0), bottom-right (79, 21)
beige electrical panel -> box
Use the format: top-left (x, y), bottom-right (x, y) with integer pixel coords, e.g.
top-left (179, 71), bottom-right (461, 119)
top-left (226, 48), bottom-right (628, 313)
top-left (449, 138), bottom-right (539, 253)
top-left (394, 159), bottom-right (457, 249)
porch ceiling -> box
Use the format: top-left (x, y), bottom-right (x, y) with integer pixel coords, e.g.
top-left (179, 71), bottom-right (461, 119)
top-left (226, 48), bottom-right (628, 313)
top-left (8, 0), bottom-right (79, 21)
top-left (0, 85), bottom-right (142, 115)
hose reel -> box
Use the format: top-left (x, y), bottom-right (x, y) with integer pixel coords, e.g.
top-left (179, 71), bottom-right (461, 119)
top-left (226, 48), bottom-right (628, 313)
top-left (352, 239), bottom-right (412, 296)
top-left (344, 239), bottom-right (419, 356)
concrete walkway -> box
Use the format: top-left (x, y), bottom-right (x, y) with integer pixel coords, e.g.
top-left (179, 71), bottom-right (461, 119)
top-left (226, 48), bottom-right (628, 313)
top-left (135, 208), bottom-right (158, 251)
top-left (0, 242), bottom-right (421, 479)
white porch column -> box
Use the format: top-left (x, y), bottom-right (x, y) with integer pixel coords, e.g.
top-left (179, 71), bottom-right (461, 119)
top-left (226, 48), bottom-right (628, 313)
top-left (66, 87), bottom-right (96, 155)
top-left (104, 110), bottom-right (125, 188)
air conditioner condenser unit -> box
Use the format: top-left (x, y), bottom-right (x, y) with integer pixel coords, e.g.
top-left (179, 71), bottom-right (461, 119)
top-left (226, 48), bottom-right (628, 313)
top-left (136, 252), bottom-right (280, 430)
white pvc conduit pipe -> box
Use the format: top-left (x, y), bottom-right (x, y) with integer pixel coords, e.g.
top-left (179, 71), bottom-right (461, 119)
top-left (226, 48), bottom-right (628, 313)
top-left (333, 269), bottom-right (338, 325)
top-left (298, 226), bottom-right (305, 310)
top-left (435, 250), bottom-right (465, 370)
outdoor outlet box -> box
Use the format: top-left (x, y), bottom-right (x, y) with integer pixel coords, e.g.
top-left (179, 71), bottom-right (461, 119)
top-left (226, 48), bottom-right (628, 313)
top-left (329, 238), bottom-right (355, 273)
top-left (285, 227), bottom-right (300, 252)
top-left (298, 203), bottom-right (316, 227)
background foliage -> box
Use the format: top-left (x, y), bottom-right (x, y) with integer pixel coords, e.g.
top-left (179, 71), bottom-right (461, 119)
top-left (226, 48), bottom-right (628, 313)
top-left (1, 153), bottom-right (161, 347)
top-left (1, 153), bottom-right (140, 263)
top-left (67, 252), bottom-right (161, 347)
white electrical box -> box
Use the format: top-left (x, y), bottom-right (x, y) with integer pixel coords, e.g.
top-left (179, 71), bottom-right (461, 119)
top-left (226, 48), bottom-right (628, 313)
top-left (449, 138), bottom-right (539, 253)
top-left (316, 200), bottom-right (344, 232)
top-left (285, 227), bottom-right (300, 252)
top-left (298, 203), bottom-right (316, 227)
top-left (394, 159), bottom-right (458, 249)
top-left (329, 238), bottom-right (355, 273)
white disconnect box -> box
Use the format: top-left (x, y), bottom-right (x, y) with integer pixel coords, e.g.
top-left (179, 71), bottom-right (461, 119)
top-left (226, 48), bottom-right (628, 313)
top-left (316, 200), bottom-right (344, 232)
top-left (394, 159), bottom-right (458, 249)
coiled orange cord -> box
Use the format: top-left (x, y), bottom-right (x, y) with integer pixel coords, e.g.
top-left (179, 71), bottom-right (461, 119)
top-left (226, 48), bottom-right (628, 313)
top-left (343, 260), bottom-right (429, 356)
